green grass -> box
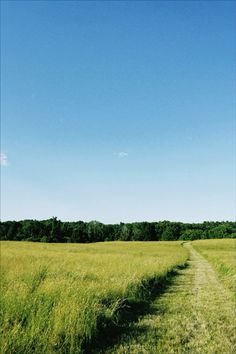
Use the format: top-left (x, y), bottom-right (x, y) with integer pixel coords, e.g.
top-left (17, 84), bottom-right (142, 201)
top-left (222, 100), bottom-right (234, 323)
top-left (0, 241), bottom-right (187, 353)
top-left (192, 238), bottom-right (235, 294)
top-left (103, 241), bottom-right (235, 354)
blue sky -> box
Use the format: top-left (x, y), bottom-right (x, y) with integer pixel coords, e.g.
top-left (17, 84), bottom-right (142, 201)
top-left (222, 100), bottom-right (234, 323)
top-left (1, 1), bottom-right (235, 223)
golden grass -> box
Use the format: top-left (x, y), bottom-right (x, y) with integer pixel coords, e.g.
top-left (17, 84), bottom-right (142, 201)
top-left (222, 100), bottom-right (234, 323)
top-left (192, 238), bottom-right (236, 294)
top-left (104, 242), bottom-right (235, 354)
top-left (0, 241), bottom-right (187, 353)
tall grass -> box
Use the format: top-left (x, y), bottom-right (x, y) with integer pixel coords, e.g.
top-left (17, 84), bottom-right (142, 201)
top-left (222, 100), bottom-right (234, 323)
top-left (0, 241), bottom-right (187, 353)
top-left (192, 239), bottom-right (235, 294)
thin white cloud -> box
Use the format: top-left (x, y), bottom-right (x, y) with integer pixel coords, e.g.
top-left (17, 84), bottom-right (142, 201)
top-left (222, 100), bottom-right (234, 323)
top-left (0, 153), bottom-right (8, 166)
top-left (117, 151), bottom-right (128, 158)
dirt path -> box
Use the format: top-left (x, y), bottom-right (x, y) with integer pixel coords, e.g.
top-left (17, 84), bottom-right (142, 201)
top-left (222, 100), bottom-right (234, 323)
top-left (100, 243), bottom-right (235, 354)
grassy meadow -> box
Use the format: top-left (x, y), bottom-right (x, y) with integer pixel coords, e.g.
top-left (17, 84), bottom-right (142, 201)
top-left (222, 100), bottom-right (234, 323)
top-left (102, 240), bottom-right (236, 354)
top-left (0, 241), bottom-right (188, 354)
top-left (192, 239), bottom-right (235, 294)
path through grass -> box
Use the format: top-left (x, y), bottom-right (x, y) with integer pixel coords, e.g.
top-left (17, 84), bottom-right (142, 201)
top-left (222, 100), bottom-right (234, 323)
top-left (193, 239), bottom-right (235, 294)
top-left (0, 241), bottom-right (187, 353)
top-left (101, 242), bottom-right (235, 354)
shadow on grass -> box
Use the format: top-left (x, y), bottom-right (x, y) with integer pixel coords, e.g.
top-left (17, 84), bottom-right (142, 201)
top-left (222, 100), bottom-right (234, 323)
top-left (84, 263), bottom-right (189, 354)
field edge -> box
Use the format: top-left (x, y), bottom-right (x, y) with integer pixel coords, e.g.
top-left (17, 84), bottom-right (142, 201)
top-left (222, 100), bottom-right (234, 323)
top-left (84, 259), bottom-right (189, 353)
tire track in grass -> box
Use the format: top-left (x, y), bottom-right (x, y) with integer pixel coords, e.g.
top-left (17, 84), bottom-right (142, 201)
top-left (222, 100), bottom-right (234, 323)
top-left (99, 243), bottom-right (235, 354)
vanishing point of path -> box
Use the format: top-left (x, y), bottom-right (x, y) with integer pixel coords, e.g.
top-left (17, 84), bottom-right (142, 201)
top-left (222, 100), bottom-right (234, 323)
top-left (100, 243), bottom-right (236, 354)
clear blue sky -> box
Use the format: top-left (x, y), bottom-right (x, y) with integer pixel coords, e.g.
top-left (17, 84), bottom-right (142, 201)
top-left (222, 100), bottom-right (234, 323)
top-left (1, 1), bottom-right (235, 223)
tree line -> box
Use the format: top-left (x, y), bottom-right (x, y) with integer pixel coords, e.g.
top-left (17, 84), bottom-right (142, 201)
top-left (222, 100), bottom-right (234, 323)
top-left (0, 218), bottom-right (235, 243)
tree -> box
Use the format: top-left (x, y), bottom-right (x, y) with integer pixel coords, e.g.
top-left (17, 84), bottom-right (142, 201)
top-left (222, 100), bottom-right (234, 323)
top-left (179, 229), bottom-right (203, 241)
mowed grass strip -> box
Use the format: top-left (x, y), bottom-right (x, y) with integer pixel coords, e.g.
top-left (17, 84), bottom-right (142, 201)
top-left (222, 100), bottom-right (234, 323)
top-left (192, 239), bottom-right (235, 294)
top-left (103, 242), bottom-right (235, 354)
top-left (0, 241), bottom-right (187, 353)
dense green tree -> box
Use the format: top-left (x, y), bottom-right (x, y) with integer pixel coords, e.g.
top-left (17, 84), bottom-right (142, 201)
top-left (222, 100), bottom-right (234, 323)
top-left (0, 219), bottom-right (235, 243)
top-left (209, 225), bottom-right (230, 239)
top-left (161, 226), bottom-right (176, 241)
top-left (179, 229), bottom-right (203, 241)
top-left (120, 223), bottom-right (132, 241)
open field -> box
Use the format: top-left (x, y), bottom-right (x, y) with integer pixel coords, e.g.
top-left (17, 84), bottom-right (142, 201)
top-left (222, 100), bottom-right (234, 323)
top-left (1, 239), bottom-right (235, 354)
top-left (192, 239), bottom-right (236, 294)
top-left (0, 241), bottom-right (187, 353)
top-left (103, 240), bottom-right (235, 354)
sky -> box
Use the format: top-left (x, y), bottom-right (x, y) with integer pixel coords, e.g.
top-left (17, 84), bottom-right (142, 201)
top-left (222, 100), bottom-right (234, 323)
top-left (1, 0), bottom-right (235, 223)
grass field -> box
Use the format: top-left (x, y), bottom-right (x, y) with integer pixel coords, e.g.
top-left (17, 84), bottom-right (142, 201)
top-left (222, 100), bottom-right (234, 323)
top-left (0, 241), bottom-right (187, 354)
top-left (103, 240), bottom-right (235, 354)
top-left (192, 239), bottom-right (235, 294)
